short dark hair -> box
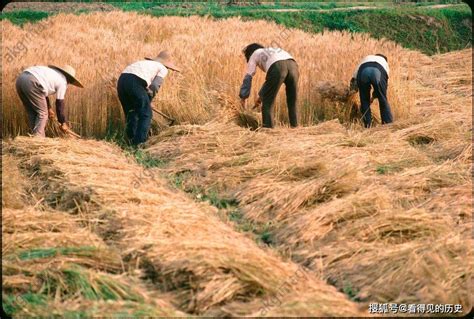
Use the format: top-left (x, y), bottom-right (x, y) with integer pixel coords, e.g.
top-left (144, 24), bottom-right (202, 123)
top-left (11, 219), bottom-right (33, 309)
top-left (243, 43), bottom-right (264, 62)
top-left (375, 53), bottom-right (388, 62)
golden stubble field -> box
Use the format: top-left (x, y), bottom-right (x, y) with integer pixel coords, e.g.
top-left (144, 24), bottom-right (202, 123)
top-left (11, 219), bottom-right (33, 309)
top-left (2, 11), bottom-right (472, 318)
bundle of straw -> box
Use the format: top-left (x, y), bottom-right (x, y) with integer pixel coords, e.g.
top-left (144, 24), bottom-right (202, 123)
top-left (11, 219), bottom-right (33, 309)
top-left (46, 118), bottom-right (81, 139)
top-left (233, 109), bottom-right (260, 130)
top-left (316, 81), bottom-right (354, 103)
top-left (315, 81), bottom-right (363, 123)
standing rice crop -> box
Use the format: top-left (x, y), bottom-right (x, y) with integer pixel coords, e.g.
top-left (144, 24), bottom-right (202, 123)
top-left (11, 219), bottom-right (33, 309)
top-left (3, 12), bottom-right (420, 137)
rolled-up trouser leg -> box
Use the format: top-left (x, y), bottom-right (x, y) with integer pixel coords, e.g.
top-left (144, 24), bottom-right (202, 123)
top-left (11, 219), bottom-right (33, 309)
top-left (284, 60), bottom-right (299, 127)
top-left (16, 72), bottom-right (49, 137)
top-left (357, 69), bottom-right (373, 128)
top-left (259, 61), bottom-right (286, 128)
top-left (372, 76), bottom-right (393, 124)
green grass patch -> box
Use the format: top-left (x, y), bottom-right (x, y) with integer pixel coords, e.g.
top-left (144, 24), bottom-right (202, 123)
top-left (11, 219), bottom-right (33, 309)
top-left (3, 292), bottom-right (172, 318)
top-left (168, 172), bottom-right (276, 246)
top-left (143, 4), bottom-right (471, 55)
top-left (376, 164), bottom-right (403, 175)
top-left (171, 170), bottom-right (192, 189)
top-left (105, 127), bottom-right (168, 169)
top-left (342, 281), bottom-right (360, 301)
top-left (3, 292), bottom-right (48, 316)
top-left (41, 266), bottom-right (143, 302)
top-left (2, 4), bottom-right (471, 54)
top-left (376, 157), bottom-right (424, 174)
top-left (1, 10), bottom-right (50, 25)
top-left (15, 246), bottom-right (97, 261)
top-left (196, 189), bottom-right (239, 209)
top-left (132, 149), bottom-right (168, 168)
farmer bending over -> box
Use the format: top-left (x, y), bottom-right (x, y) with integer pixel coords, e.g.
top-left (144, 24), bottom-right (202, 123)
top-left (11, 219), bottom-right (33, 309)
top-left (117, 51), bottom-right (181, 146)
top-left (350, 54), bottom-right (393, 128)
top-left (239, 43), bottom-right (299, 128)
top-left (16, 65), bottom-right (83, 137)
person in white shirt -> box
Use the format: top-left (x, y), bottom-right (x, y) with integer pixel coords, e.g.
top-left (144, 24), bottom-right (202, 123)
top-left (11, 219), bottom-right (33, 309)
top-left (350, 54), bottom-right (392, 128)
top-left (15, 65), bottom-right (84, 137)
top-left (239, 43), bottom-right (299, 128)
top-left (117, 50), bottom-right (181, 146)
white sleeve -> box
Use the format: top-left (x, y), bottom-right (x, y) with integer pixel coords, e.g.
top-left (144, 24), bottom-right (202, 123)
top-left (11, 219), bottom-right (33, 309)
top-left (157, 64), bottom-right (169, 78)
top-left (56, 82), bottom-right (67, 100)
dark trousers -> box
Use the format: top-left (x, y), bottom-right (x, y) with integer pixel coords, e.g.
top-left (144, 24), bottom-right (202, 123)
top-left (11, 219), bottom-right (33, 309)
top-left (357, 66), bottom-right (393, 128)
top-left (117, 73), bottom-right (152, 145)
top-left (259, 59), bottom-right (299, 128)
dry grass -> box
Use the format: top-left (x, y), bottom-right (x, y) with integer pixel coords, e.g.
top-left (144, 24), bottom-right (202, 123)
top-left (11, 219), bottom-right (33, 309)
top-left (4, 137), bottom-right (364, 317)
top-left (2, 155), bottom-right (28, 209)
top-left (2, 156), bottom-right (183, 317)
top-left (2, 10), bottom-right (472, 317)
top-left (3, 12), bottom-right (421, 137)
top-left (145, 49), bottom-right (473, 311)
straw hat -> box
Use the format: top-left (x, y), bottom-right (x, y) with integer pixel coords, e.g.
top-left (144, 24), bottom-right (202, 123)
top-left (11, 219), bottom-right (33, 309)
top-left (145, 51), bottom-right (181, 72)
top-left (48, 65), bottom-right (84, 88)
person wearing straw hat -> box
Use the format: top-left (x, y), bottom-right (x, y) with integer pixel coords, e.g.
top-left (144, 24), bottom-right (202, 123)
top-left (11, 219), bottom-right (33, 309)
top-left (239, 43), bottom-right (299, 128)
top-left (15, 65), bottom-right (84, 137)
top-left (117, 50), bottom-right (181, 146)
top-left (350, 54), bottom-right (393, 128)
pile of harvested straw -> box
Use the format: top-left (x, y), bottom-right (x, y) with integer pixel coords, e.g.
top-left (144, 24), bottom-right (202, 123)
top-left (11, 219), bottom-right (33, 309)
top-left (146, 120), bottom-right (471, 309)
top-left (4, 137), bottom-right (363, 317)
top-left (2, 155), bottom-right (182, 317)
top-left (144, 49), bottom-right (472, 311)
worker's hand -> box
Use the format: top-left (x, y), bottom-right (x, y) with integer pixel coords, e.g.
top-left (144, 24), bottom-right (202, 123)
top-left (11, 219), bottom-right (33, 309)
top-left (370, 92), bottom-right (377, 103)
top-left (48, 109), bottom-right (55, 120)
top-left (60, 122), bottom-right (70, 133)
top-left (240, 98), bottom-right (247, 108)
top-left (349, 78), bottom-right (358, 93)
top-left (146, 88), bottom-right (155, 100)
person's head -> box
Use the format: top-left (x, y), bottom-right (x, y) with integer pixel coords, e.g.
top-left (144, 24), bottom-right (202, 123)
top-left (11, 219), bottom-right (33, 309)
top-left (375, 53), bottom-right (388, 62)
top-left (242, 43), bottom-right (264, 62)
top-left (145, 50), bottom-right (181, 72)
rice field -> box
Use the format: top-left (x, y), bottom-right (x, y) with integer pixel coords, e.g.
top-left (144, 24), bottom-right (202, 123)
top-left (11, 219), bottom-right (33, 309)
top-left (2, 10), bottom-right (472, 318)
top-left (3, 11), bottom-right (419, 137)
